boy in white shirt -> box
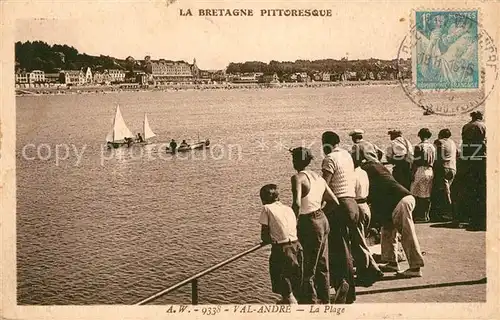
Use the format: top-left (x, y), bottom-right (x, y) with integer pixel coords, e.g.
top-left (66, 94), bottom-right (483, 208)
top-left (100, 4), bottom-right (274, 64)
top-left (259, 184), bottom-right (303, 304)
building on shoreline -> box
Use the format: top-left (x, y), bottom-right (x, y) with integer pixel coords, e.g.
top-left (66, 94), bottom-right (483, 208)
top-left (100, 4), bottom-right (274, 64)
top-left (30, 70), bottom-right (45, 83)
top-left (260, 73), bottom-right (280, 84)
top-left (92, 69), bottom-right (126, 84)
top-left (93, 71), bottom-right (109, 85)
top-left (107, 69), bottom-right (126, 83)
top-left (84, 67), bottom-right (93, 84)
top-left (15, 72), bottom-right (29, 84)
top-left (15, 70), bottom-right (46, 84)
top-left (199, 69), bottom-right (227, 84)
top-left (230, 73), bottom-right (260, 83)
top-left (59, 70), bottom-right (85, 85)
top-left (45, 73), bottom-right (60, 83)
top-left (143, 57), bottom-right (199, 84)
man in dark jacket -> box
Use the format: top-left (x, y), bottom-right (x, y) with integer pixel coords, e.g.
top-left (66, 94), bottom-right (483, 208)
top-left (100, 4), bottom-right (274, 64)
top-left (459, 111), bottom-right (486, 230)
top-left (360, 161), bottom-right (425, 278)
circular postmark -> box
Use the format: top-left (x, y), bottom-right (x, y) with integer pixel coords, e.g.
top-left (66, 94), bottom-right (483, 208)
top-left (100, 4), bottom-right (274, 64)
top-left (396, 11), bottom-right (498, 116)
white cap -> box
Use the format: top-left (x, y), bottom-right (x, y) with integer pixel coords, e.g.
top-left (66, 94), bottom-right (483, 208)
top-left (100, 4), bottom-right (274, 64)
top-left (349, 129), bottom-right (364, 136)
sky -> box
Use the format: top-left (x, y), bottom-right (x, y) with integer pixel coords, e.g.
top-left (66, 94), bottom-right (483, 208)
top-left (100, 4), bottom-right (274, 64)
top-left (12, 1), bottom-right (432, 69)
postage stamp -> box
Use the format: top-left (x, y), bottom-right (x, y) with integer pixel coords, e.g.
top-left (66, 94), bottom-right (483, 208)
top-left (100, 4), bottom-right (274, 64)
top-left (414, 11), bottom-right (479, 90)
top-left (397, 8), bottom-right (498, 116)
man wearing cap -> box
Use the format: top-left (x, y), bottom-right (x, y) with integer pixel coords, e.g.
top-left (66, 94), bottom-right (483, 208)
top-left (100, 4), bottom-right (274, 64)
top-left (349, 129), bottom-right (383, 164)
top-left (386, 130), bottom-right (413, 190)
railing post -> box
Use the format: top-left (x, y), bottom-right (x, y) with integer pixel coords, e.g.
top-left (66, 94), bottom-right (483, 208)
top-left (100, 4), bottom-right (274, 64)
top-left (191, 279), bottom-right (198, 305)
top-left (135, 243), bottom-right (266, 305)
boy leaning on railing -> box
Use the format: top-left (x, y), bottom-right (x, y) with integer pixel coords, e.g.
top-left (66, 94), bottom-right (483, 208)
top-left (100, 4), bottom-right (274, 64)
top-left (259, 184), bottom-right (303, 304)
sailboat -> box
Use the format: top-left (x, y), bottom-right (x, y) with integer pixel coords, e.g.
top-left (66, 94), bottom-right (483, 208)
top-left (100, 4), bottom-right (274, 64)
top-left (106, 105), bottom-right (134, 149)
top-left (135, 113), bottom-right (156, 145)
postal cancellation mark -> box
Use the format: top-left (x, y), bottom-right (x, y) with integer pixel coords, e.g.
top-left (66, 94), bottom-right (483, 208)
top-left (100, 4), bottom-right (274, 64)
top-left (397, 9), bottom-right (498, 115)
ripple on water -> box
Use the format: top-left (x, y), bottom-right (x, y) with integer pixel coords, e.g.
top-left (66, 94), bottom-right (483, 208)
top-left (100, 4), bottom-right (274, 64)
top-left (16, 87), bottom-right (472, 304)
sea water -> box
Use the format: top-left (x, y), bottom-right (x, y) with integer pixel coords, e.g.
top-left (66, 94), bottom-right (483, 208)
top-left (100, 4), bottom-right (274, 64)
top-left (16, 86), bottom-right (471, 304)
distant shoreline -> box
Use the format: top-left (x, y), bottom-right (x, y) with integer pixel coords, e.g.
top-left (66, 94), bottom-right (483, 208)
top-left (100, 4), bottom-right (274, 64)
top-left (15, 80), bottom-right (401, 96)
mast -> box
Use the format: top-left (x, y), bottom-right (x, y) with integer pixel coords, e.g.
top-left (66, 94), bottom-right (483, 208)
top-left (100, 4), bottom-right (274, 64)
top-left (112, 105), bottom-right (117, 142)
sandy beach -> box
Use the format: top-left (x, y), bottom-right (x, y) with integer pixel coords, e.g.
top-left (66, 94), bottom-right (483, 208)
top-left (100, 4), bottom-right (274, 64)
top-left (15, 80), bottom-right (402, 96)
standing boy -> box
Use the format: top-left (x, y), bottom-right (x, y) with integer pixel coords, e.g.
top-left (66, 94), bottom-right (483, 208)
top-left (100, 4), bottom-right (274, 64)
top-left (259, 184), bottom-right (303, 304)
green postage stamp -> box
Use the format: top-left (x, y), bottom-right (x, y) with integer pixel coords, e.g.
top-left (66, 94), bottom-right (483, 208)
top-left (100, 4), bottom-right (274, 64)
top-left (415, 10), bottom-right (479, 90)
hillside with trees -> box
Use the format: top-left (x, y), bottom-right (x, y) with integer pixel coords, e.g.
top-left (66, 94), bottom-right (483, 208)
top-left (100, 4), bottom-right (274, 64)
top-left (15, 41), bottom-right (129, 73)
top-left (15, 40), bottom-right (411, 79)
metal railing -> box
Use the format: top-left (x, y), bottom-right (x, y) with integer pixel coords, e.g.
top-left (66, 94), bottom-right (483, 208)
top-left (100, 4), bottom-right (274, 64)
top-left (135, 242), bottom-right (268, 305)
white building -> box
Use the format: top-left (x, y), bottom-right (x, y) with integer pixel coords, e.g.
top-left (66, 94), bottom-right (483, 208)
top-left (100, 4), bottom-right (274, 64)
top-left (84, 67), bottom-right (93, 83)
top-left (107, 69), bottom-right (126, 83)
top-left (15, 72), bottom-right (29, 84)
top-left (60, 70), bottom-right (85, 85)
top-left (29, 70), bottom-right (45, 83)
top-left (15, 70), bottom-right (46, 84)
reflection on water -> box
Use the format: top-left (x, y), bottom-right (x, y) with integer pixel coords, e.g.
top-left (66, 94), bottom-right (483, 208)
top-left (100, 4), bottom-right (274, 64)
top-left (16, 87), bottom-right (471, 304)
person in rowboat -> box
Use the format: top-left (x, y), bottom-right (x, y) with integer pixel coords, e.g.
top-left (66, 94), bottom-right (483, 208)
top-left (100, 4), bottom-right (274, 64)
top-left (169, 139), bottom-right (178, 153)
top-left (180, 140), bottom-right (189, 148)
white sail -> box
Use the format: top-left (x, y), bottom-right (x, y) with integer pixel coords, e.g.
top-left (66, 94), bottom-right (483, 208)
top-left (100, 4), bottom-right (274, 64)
top-left (143, 113), bottom-right (156, 140)
top-left (106, 105), bottom-right (133, 142)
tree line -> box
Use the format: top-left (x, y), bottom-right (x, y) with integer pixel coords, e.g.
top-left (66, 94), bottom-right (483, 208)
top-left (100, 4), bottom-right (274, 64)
top-left (15, 41), bottom-right (129, 73)
top-left (15, 40), bottom-right (411, 78)
top-left (226, 58), bottom-right (410, 77)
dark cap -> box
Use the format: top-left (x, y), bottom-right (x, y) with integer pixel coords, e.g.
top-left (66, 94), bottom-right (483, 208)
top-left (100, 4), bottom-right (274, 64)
top-left (470, 111), bottom-right (484, 119)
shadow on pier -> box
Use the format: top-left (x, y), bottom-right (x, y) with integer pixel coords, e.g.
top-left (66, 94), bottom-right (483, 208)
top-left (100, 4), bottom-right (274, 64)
top-left (357, 277), bottom-right (486, 296)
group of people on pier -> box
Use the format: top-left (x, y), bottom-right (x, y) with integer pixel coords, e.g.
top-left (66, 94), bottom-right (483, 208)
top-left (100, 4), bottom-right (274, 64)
top-left (258, 111), bottom-right (486, 304)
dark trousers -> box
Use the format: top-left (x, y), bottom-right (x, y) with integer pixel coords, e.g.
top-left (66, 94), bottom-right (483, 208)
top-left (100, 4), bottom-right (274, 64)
top-left (297, 210), bottom-right (330, 304)
top-left (393, 161), bottom-right (412, 191)
top-left (326, 197), bottom-right (361, 304)
top-left (455, 159), bottom-right (486, 228)
top-left (414, 197), bottom-right (431, 221)
top-left (431, 166), bottom-right (455, 219)
top-left (269, 241), bottom-right (303, 299)
top-left (451, 159), bottom-right (467, 223)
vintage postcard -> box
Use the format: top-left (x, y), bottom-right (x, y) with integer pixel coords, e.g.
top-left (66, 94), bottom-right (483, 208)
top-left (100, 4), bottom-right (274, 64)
top-left (1, 0), bottom-right (499, 319)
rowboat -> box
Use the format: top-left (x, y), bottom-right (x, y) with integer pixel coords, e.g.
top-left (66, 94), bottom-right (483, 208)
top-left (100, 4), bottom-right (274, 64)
top-left (166, 139), bottom-right (210, 153)
top-left (106, 105), bottom-right (134, 149)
